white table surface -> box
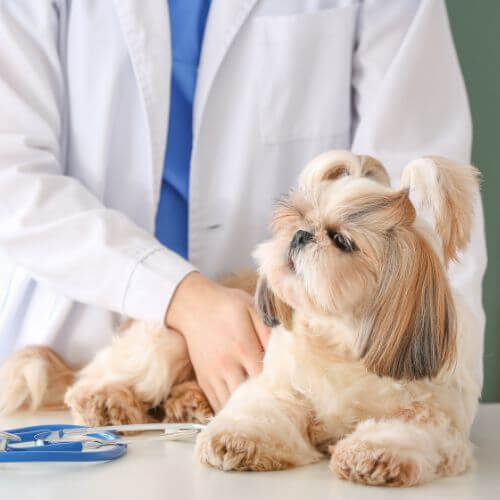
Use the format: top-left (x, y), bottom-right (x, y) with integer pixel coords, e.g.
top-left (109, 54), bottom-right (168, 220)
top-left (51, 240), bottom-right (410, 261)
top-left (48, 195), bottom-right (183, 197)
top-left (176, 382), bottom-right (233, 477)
top-left (1, 404), bottom-right (499, 500)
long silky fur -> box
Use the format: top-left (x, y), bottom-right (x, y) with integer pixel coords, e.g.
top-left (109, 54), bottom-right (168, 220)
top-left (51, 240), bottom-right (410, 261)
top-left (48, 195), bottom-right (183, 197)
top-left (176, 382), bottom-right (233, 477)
top-left (359, 227), bottom-right (457, 380)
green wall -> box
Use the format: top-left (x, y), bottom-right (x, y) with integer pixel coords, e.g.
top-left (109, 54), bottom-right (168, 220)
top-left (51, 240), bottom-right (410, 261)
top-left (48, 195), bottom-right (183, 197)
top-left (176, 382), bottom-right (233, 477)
top-left (446, 1), bottom-right (500, 402)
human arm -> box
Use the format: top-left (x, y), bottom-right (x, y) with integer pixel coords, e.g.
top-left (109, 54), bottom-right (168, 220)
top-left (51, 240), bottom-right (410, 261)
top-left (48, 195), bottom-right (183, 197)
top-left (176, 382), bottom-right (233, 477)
top-left (166, 272), bottom-right (270, 412)
top-left (0, 1), bottom-right (195, 322)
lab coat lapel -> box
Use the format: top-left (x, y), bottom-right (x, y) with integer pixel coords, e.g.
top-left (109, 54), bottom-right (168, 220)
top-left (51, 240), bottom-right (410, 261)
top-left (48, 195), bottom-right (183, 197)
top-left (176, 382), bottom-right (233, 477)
top-left (193, 0), bottom-right (260, 135)
top-left (112, 0), bottom-right (171, 204)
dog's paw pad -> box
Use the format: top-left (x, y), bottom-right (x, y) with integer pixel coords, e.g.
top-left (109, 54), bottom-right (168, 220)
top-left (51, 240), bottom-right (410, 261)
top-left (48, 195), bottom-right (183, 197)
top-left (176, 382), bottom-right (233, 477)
top-left (330, 438), bottom-right (418, 487)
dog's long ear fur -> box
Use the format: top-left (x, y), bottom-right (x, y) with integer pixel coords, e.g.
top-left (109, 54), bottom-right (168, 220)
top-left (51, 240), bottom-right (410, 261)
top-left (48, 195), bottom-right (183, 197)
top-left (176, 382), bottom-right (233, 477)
top-left (401, 156), bottom-right (480, 262)
top-left (256, 276), bottom-right (293, 330)
top-left (298, 150), bottom-right (391, 191)
top-left (359, 229), bottom-right (457, 380)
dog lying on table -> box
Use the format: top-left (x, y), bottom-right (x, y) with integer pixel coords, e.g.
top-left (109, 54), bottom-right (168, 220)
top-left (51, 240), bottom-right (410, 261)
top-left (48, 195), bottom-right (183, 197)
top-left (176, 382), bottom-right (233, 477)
top-left (0, 150), bottom-right (481, 487)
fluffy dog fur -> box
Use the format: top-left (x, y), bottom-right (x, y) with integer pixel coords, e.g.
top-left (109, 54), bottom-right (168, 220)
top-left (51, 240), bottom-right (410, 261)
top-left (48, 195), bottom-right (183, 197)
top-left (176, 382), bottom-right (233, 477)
top-left (0, 151), bottom-right (481, 487)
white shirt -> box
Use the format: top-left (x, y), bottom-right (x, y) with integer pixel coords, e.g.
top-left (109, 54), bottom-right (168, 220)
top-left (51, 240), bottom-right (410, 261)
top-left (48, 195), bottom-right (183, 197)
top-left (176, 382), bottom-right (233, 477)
top-left (0, 0), bottom-right (486, 374)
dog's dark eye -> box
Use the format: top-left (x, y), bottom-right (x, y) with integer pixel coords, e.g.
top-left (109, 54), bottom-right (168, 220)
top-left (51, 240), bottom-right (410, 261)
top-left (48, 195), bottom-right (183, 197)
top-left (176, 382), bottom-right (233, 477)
top-left (327, 230), bottom-right (356, 253)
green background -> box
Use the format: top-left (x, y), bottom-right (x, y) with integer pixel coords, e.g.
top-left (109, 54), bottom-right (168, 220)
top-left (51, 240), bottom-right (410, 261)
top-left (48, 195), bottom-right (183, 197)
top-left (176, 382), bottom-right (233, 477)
top-left (446, 0), bottom-right (499, 401)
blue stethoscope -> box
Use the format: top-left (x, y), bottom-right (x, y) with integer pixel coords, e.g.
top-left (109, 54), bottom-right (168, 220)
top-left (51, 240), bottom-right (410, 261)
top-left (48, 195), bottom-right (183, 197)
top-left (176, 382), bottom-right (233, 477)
top-left (0, 423), bottom-right (204, 463)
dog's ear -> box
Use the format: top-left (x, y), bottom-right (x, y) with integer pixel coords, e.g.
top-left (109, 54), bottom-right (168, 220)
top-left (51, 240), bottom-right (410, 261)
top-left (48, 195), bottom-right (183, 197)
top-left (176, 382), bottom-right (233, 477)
top-left (298, 150), bottom-right (390, 191)
top-left (358, 230), bottom-right (457, 381)
top-left (358, 155), bottom-right (391, 187)
top-left (256, 276), bottom-right (293, 330)
top-left (400, 156), bottom-right (480, 262)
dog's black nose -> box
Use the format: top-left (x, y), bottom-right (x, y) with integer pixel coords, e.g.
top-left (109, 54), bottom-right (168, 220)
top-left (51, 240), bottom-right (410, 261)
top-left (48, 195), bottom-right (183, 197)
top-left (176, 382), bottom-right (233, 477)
top-left (291, 230), bottom-right (314, 250)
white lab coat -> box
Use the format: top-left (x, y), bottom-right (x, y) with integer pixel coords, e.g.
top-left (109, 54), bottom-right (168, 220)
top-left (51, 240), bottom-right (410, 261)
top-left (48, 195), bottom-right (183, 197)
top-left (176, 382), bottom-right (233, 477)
top-left (0, 0), bottom-right (487, 372)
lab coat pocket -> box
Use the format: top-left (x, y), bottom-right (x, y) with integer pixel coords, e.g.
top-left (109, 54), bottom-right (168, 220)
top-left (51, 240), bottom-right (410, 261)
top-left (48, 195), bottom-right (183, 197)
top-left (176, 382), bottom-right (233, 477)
top-left (255, 6), bottom-right (358, 144)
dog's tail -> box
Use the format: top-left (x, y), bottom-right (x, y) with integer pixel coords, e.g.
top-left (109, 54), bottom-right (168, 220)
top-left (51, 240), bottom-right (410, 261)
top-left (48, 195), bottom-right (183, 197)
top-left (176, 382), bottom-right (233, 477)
top-left (0, 346), bottom-right (75, 415)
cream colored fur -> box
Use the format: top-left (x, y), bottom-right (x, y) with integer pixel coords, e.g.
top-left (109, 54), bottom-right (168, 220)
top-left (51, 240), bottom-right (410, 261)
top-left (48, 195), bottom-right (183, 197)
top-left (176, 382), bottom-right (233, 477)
top-left (64, 321), bottom-right (193, 424)
top-left (197, 151), bottom-right (481, 485)
top-left (0, 346), bottom-right (74, 413)
top-left (0, 151), bottom-right (482, 487)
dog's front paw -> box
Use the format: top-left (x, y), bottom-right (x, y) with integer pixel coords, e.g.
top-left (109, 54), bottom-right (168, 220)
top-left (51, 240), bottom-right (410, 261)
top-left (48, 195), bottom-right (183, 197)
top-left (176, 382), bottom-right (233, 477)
top-left (195, 426), bottom-right (296, 472)
top-left (163, 381), bottom-right (213, 424)
top-left (65, 382), bottom-right (147, 427)
top-left (330, 438), bottom-right (418, 487)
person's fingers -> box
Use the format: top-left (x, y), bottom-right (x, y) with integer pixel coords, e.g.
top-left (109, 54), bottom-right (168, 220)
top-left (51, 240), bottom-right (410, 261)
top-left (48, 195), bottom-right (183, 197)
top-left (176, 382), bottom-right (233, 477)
top-left (234, 310), bottom-right (266, 378)
top-left (200, 381), bottom-right (220, 414)
top-left (248, 306), bottom-right (271, 351)
top-left (225, 364), bottom-right (247, 394)
top-left (213, 379), bottom-right (230, 411)
top-left (241, 349), bottom-right (264, 378)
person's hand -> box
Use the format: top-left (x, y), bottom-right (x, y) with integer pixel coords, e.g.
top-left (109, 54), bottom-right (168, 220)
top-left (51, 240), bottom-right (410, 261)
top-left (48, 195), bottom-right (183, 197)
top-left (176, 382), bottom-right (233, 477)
top-left (165, 272), bottom-right (270, 412)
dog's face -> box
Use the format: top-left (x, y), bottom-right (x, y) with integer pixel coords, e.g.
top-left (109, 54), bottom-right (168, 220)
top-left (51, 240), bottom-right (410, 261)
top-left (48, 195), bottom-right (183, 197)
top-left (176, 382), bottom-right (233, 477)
top-left (255, 151), bottom-right (479, 381)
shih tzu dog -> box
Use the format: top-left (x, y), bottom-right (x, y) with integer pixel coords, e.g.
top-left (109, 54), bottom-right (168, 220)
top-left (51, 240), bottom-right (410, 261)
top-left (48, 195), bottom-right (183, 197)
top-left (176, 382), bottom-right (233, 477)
top-left (0, 151), bottom-right (481, 487)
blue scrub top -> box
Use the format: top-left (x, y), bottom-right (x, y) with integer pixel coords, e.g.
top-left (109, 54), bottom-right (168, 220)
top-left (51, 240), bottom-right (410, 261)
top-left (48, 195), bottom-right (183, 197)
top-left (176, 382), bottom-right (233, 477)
top-left (155, 0), bottom-right (211, 258)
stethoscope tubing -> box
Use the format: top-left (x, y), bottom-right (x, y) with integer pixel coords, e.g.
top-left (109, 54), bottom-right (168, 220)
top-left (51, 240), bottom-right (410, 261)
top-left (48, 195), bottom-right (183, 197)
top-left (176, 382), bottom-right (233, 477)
top-left (0, 424), bottom-right (126, 463)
